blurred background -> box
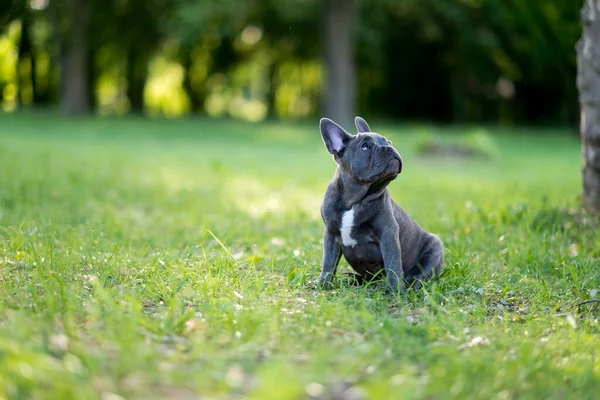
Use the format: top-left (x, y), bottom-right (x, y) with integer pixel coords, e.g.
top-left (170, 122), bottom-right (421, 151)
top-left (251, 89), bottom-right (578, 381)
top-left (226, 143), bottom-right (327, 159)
top-left (0, 0), bottom-right (580, 128)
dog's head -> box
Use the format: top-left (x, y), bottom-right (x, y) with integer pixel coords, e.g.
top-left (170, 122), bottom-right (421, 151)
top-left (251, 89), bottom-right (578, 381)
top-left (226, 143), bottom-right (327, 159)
top-left (320, 116), bottom-right (402, 185)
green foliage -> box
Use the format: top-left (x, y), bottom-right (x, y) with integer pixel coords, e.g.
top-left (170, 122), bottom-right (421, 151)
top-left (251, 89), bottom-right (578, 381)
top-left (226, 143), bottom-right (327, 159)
top-left (357, 0), bottom-right (580, 124)
top-left (0, 0), bottom-right (582, 124)
top-left (0, 114), bottom-right (598, 398)
top-left (167, 0), bottom-right (251, 40)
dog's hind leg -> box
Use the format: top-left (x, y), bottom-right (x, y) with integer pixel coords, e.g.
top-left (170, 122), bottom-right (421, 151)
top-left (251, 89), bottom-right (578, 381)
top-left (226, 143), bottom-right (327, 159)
top-left (405, 235), bottom-right (444, 290)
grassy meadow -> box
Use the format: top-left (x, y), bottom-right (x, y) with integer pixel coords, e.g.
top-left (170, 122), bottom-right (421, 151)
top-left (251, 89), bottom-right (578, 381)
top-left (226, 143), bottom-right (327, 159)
top-left (0, 113), bottom-right (598, 399)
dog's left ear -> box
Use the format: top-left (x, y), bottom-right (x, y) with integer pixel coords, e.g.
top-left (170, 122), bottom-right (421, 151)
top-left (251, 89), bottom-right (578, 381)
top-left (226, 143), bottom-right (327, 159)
top-left (355, 116), bottom-right (371, 133)
top-left (320, 118), bottom-right (353, 155)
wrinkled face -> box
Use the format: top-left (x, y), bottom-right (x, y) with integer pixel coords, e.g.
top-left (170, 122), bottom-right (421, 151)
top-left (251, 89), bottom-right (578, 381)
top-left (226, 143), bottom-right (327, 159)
top-left (320, 117), bottom-right (402, 185)
top-left (342, 132), bottom-right (402, 183)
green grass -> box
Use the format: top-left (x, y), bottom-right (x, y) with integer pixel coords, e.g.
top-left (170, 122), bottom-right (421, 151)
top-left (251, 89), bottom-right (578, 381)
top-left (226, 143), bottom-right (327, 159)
top-left (0, 113), bottom-right (598, 400)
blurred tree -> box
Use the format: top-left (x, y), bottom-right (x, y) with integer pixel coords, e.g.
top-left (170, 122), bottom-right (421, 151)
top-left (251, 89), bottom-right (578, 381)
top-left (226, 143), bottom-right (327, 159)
top-left (358, 0), bottom-right (579, 126)
top-left (16, 7), bottom-right (35, 107)
top-left (57, 0), bottom-right (92, 115)
top-left (0, 0), bottom-right (581, 126)
top-left (324, 0), bottom-right (356, 126)
top-left (167, 0), bottom-right (249, 113)
top-left (167, 0), bottom-right (321, 118)
top-left (2, 0), bottom-right (34, 109)
top-left (257, 0), bottom-right (321, 118)
top-left (119, 0), bottom-right (172, 113)
top-left (577, 0), bottom-right (600, 213)
top-left (0, 0), bottom-right (26, 31)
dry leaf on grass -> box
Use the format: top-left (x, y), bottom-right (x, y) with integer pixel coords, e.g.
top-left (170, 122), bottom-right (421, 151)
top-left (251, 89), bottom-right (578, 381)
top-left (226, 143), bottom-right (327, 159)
top-left (458, 336), bottom-right (490, 349)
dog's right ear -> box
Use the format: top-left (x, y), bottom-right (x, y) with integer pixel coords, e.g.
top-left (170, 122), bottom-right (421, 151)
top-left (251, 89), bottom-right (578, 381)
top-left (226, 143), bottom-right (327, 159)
top-left (355, 116), bottom-right (371, 133)
top-left (320, 118), bottom-right (353, 155)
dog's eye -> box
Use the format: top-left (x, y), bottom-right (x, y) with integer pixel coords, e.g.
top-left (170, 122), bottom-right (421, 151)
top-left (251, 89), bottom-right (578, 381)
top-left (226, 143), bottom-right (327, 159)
top-left (361, 143), bottom-right (371, 151)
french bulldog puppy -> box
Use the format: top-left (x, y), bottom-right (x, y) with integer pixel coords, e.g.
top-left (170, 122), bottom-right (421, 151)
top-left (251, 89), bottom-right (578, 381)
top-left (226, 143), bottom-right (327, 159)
top-left (317, 116), bottom-right (444, 293)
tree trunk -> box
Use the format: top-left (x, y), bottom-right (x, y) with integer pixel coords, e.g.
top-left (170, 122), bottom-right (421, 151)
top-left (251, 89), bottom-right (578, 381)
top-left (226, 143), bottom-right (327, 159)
top-left (17, 14), bottom-right (37, 108)
top-left (126, 49), bottom-right (149, 114)
top-left (60, 0), bottom-right (91, 115)
top-left (323, 0), bottom-right (356, 127)
top-left (181, 49), bottom-right (202, 113)
top-left (577, 0), bottom-right (600, 213)
top-left (266, 60), bottom-right (277, 118)
top-left (42, 0), bottom-right (61, 107)
top-left (87, 47), bottom-right (97, 110)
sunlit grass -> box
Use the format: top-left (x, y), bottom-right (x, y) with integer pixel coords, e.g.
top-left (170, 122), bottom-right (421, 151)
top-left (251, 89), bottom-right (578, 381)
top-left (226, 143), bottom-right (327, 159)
top-left (0, 113), bottom-right (598, 399)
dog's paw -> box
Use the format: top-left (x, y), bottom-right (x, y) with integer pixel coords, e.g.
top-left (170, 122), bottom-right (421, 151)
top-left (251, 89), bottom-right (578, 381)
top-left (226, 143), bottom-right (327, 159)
top-left (384, 281), bottom-right (407, 296)
top-left (407, 279), bottom-right (423, 291)
top-left (315, 278), bottom-right (335, 290)
top-left (341, 271), bottom-right (366, 286)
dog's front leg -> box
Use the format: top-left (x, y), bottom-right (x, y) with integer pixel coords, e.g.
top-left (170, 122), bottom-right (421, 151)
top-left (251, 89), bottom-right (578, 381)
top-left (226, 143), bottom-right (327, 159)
top-left (317, 229), bottom-right (342, 289)
top-left (379, 228), bottom-right (406, 294)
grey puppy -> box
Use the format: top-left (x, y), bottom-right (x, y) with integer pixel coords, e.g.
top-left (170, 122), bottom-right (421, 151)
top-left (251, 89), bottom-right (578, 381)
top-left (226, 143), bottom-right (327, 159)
top-left (317, 116), bottom-right (444, 293)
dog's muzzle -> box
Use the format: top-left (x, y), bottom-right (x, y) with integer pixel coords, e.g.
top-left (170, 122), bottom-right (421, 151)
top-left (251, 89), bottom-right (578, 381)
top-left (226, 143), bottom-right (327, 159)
top-left (381, 146), bottom-right (402, 174)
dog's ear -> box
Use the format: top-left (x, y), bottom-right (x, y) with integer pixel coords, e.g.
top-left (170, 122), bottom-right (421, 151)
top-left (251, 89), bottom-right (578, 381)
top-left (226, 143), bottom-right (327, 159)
top-left (355, 116), bottom-right (371, 133)
top-left (320, 118), bottom-right (353, 155)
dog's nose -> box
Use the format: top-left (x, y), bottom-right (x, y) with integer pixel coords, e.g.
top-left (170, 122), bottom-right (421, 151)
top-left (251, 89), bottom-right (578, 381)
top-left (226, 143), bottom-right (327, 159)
top-left (382, 146), bottom-right (399, 158)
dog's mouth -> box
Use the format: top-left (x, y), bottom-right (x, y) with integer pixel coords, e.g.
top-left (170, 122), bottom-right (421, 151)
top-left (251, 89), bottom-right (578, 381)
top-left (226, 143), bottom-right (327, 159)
top-left (365, 157), bottom-right (402, 189)
top-left (387, 158), bottom-right (402, 174)
top-left (366, 157), bottom-right (402, 181)
top-left (381, 157), bottom-right (402, 179)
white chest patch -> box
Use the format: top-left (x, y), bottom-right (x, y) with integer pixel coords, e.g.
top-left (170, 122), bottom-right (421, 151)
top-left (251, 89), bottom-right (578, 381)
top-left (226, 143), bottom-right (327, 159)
top-left (340, 206), bottom-right (358, 247)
